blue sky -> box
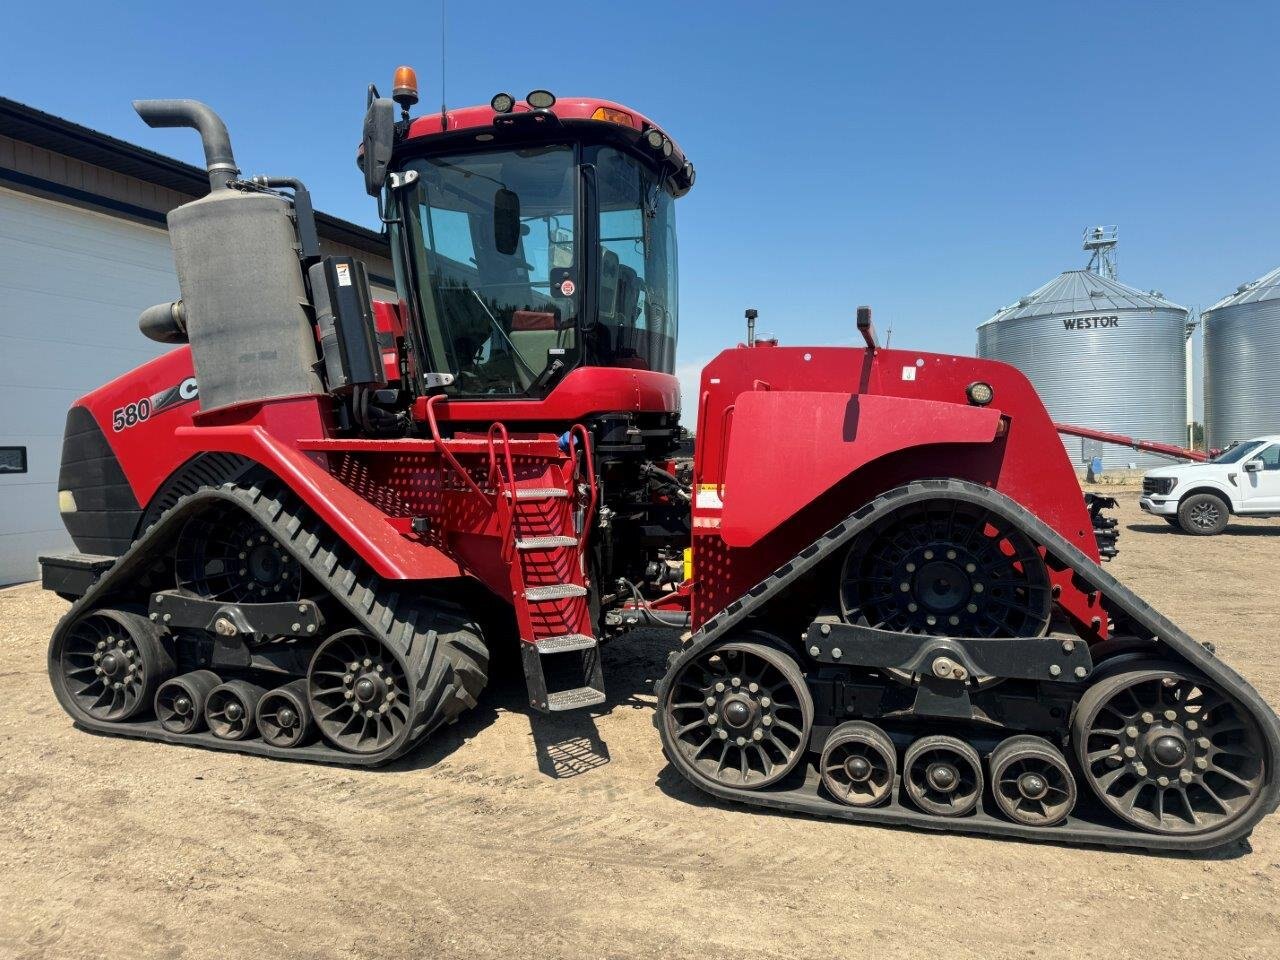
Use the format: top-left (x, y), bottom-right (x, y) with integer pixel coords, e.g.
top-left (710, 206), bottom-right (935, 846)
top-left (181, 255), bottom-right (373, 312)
top-left (3, 1), bottom-right (1276, 412)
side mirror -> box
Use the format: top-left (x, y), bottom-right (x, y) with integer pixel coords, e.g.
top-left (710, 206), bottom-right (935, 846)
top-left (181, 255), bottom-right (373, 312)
top-left (493, 188), bottom-right (522, 255)
top-left (1243, 459), bottom-right (1263, 473)
top-left (361, 98), bottom-right (395, 197)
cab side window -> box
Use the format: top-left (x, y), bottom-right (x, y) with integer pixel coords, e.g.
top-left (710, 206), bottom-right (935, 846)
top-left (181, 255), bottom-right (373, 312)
top-left (1258, 444), bottom-right (1280, 470)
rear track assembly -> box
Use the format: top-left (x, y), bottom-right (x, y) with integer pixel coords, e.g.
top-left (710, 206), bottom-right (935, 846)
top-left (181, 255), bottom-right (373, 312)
top-left (657, 479), bottom-right (1280, 852)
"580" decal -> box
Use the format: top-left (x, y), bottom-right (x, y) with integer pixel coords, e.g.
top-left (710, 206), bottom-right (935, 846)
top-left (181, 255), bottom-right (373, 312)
top-left (111, 376), bottom-right (198, 432)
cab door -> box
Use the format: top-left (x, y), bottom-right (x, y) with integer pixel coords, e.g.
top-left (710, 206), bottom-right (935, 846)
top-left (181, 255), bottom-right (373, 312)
top-left (1239, 443), bottom-right (1280, 511)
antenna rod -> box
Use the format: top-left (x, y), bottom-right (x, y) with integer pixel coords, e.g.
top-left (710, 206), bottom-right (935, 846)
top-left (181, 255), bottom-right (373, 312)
top-left (439, 0), bottom-right (448, 130)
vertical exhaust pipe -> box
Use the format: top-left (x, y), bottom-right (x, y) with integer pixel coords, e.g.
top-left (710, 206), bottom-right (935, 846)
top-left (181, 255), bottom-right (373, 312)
top-left (133, 99), bottom-right (239, 192)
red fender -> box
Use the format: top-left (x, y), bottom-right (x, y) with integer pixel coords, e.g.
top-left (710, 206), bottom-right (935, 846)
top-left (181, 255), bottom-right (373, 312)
top-left (719, 392), bottom-right (1003, 547)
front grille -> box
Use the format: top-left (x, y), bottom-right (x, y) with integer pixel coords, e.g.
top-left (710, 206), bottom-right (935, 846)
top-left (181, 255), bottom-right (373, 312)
top-left (1143, 476), bottom-right (1175, 496)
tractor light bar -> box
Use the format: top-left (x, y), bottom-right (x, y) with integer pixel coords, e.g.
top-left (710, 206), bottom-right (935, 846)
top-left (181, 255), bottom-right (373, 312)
top-left (591, 106), bottom-right (635, 126)
top-left (526, 89), bottom-right (557, 109)
top-left (491, 92), bottom-right (515, 114)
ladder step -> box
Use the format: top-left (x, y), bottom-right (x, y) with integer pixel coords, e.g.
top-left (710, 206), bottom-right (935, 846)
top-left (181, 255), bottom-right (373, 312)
top-left (505, 487), bottom-right (569, 500)
top-left (515, 536), bottom-right (578, 551)
top-left (534, 633), bottom-right (597, 654)
top-left (524, 583), bottom-right (588, 602)
top-left (546, 686), bottom-right (608, 712)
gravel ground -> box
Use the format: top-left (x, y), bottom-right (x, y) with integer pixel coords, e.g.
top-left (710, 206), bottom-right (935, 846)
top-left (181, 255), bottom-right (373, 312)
top-left (1, 490), bottom-right (1277, 960)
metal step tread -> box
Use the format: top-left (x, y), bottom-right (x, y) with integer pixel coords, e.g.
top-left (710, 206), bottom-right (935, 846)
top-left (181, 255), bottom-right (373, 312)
top-left (515, 536), bottom-right (578, 550)
top-left (524, 583), bottom-right (588, 602)
top-left (546, 686), bottom-right (608, 712)
top-left (505, 487), bottom-right (569, 500)
top-left (534, 633), bottom-right (597, 654)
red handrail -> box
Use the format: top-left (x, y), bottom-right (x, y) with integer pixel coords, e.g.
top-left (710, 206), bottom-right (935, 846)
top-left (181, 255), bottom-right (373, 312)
top-left (423, 394), bottom-right (489, 501)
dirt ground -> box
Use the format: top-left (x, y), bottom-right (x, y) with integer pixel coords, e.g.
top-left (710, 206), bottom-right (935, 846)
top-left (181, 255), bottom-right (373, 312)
top-left (1, 491), bottom-right (1278, 960)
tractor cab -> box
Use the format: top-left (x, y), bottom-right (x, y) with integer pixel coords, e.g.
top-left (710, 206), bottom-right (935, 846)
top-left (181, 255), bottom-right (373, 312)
top-left (362, 75), bottom-right (694, 408)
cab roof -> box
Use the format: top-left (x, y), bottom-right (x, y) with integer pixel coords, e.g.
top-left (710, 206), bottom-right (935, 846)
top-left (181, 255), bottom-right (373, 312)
top-left (400, 96), bottom-right (693, 195)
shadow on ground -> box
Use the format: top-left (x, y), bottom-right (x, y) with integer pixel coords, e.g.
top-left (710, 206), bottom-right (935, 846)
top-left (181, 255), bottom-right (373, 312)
top-left (1127, 522), bottom-right (1279, 536)
top-left (385, 626), bottom-right (682, 777)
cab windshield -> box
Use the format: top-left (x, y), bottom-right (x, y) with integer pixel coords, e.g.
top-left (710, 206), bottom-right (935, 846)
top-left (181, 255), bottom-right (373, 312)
top-left (393, 141), bottom-right (679, 398)
top-left (399, 144), bottom-right (579, 396)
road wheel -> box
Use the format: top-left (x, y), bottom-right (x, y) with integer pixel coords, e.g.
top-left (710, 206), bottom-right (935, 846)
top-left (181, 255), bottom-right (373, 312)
top-left (1177, 493), bottom-right (1229, 536)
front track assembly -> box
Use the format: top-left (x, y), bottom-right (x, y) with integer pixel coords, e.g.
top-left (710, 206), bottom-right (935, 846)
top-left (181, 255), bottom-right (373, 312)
top-left (658, 479), bottom-right (1280, 852)
top-left (48, 479), bottom-right (487, 765)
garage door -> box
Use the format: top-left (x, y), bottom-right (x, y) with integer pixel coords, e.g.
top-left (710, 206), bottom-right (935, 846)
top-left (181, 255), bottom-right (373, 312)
top-left (0, 187), bottom-right (176, 585)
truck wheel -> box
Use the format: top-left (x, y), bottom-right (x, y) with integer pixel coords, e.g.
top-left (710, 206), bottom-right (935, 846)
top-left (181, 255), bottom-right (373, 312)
top-left (1177, 493), bottom-right (1229, 536)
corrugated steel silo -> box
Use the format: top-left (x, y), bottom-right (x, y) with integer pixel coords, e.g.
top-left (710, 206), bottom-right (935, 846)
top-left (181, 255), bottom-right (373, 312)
top-left (977, 269), bottom-right (1189, 469)
top-left (1203, 265), bottom-right (1280, 449)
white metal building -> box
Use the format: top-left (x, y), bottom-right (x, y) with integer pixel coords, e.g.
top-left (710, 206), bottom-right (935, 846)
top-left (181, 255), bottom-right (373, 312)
top-left (0, 98), bottom-right (394, 585)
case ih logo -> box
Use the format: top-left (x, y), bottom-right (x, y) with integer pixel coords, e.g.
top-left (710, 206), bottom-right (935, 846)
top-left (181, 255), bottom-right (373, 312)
top-left (1063, 315), bottom-right (1120, 331)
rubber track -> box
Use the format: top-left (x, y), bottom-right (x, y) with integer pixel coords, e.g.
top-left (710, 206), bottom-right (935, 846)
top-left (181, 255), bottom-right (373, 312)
top-left (48, 478), bottom-right (487, 766)
top-left (656, 478), bottom-right (1280, 852)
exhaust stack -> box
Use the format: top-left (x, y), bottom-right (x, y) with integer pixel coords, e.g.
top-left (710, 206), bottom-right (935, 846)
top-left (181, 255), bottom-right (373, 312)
top-left (133, 99), bottom-right (239, 192)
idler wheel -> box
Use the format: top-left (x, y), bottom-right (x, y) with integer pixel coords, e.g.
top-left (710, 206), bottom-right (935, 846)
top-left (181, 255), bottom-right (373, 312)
top-left (256, 679), bottom-right (314, 748)
top-left (989, 735), bottom-right (1077, 827)
top-left (820, 721), bottom-right (897, 807)
top-left (903, 735), bottom-right (983, 817)
top-left (206, 680), bottom-right (267, 741)
top-left (308, 629), bottom-right (414, 755)
top-left (155, 670), bottom-right (222, 734)
top-left (52, 608), bottom-right (174, 722)
top-left (661, 637), bottom-right (813, 790)
top-left (1073, 664), bottom-right (1266, 835)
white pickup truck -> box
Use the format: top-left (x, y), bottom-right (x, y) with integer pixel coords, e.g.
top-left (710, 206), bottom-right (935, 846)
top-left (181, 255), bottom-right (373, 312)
top-left (1140, 435), bottom-right (1280, 534)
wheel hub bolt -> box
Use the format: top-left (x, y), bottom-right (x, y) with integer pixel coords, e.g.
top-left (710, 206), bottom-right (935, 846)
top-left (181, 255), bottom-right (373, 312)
top-left (1134, 762), bottom-right (1148, 777)
top-left (1123, 746), bottom-right (1137, 758)
top-left (1196, 737), bottom-right (1211, 750)
top-left (748, 683), bottom-right (759, 693)
top-left (96, 641), bottom-right (107, 650)
top-left (1151, 735), bottom-right (1188, 766)
top-left (752, 729), bottom-right (763, 741)
top-left (1179, 769), bottom-right (1194, 784)
top-left (705, 696), bottom-right (716, 707)
top-left (1017, 773), bottom-right (1048, 800)
top-left (1186, 720), bottom-right (1199, 731)
top-left (1126, 726), bottom-right (1139, 738)
top-left (762, 716), bottom-right (773, 727)
top-left (1164, 710), bottom-right (1177, 721)
top-left (718, 729), bottom-right (728, 740)
top-left (1195, 757), bottom-right (1208, 770)
top-left (225, 702), bottom-right (243, 721)
top-left (926, 763), bottom-right (959, 792)
top-left (1141, 712), bottom-right (1154, 724)
top-left (1157, 775), bottom-right (1170, 787)
top-left (715, 682), bottom-right (725, 693)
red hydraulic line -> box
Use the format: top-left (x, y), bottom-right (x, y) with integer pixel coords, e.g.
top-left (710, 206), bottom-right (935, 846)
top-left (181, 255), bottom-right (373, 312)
top-left (1054, 422), bottom-right (1208, 462)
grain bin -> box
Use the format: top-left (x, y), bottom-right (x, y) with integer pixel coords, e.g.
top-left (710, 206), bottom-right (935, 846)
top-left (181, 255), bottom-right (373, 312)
top-left (1203, 265), bottom-right (1280, 449)
top-left (978, 267), bottom-right (1189, 469)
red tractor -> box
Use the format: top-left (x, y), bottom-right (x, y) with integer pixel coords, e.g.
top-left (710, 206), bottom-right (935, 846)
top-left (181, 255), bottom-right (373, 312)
top-left (42, 69), bottom-right (1277, 852)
